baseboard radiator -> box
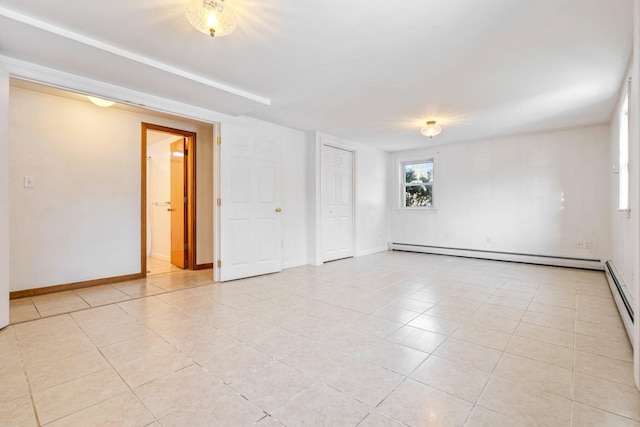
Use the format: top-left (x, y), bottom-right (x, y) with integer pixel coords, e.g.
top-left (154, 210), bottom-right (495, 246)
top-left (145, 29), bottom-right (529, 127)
top-left (604, 261), bottom-right (634, 344)
top-left (389, 243), bottom-right (603, 270)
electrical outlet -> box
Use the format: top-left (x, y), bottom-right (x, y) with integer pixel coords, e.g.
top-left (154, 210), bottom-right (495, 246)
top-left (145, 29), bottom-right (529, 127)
top-left (23, 176), bottom-right (35, 188)
top-left (584, 240), bottom-right (592, 249)
top-left (576, 241), bottom-right (583, 249)
top-left (486, 236), bottom-right (492, 243)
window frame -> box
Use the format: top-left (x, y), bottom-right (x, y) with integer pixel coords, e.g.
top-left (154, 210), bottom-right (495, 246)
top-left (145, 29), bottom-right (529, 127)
top-left (619, 87), bottom-right (630, 212)
top-left (398, 158), bottom-right (437, 211)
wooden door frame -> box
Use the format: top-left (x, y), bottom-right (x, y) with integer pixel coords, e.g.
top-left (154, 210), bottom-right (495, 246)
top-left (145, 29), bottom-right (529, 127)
top-left (141, 123), bottom-right (198, 276)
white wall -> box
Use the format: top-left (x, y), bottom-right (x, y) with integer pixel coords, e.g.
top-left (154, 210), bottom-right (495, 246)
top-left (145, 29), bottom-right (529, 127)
top-left (9, 87), bottom-right (214, 291)
top-left (390, 125), bottom-right (610, 262)
top-left (0, 69), bottom-right (9, 328)
top-left (307, 132), bottom-right (390, 265)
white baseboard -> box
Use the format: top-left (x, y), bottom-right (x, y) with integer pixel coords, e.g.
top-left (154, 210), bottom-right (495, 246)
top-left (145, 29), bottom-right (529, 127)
top-left (604, 261), bottom-right (634, 344)
top-left (356, 247), bottom-right (389, 257)
top-left (390, 243), bottom-right (603, 270)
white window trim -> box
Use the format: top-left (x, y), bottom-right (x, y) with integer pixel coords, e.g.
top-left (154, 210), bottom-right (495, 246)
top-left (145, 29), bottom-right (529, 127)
top-left (396, 156), bottom-right (438, 213)
top-left (619, 85), bottom-right (630, 211)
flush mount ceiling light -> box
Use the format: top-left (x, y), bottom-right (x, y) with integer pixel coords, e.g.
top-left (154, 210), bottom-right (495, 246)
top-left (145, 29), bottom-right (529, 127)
top-left (420, 120), bottom-right (442, 138)
top-left (186, 0), bottom-right (237, 37)
top-left (87, 96), bottom-right (114, 107)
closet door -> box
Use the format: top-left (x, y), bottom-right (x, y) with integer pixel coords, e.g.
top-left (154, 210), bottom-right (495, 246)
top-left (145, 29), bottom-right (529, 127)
top-left (322, 145), bottom-right (354, 262)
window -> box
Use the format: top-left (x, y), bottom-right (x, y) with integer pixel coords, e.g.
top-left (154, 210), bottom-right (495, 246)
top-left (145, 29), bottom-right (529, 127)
top-left (403, 160), bottom-right (434, 208)
top-left (619, 91), bottom-right (629, 211)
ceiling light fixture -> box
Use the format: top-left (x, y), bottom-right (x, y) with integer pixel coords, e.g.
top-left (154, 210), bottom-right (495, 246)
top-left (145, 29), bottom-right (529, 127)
top-left (87, 96), bottom-right (115, 107)
top-left (186, 0), bottom-right (237, 37)
top-left (420, 120), bottom-right (442, 138)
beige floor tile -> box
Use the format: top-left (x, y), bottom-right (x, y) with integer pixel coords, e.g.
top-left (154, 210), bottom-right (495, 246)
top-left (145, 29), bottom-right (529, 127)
top-left (24, 348), bottom-right (110, 392)
top-left (520, 310), bottom-right (575, 332)
top-left (576, 318), bottom-right (630, 343)
top-left (250, 327), bottom-right (313, 359)
top-left (571, 402), bottom-right (640, 427)
top-left (463, 312), bottom-right (519, 334)
top-left (573, 373), bottom-right (640, 421)
top-left (0, 396), bottom-right (38, 427)
top-left (173, 329), bottom-right (242, 363)
top-left (527, 302), bottom-right (576, 320)
top-left (325, 358), bottom-right (404, 406)
top-left (231, 361), bottom-right (315, 413)
top-left (271, 384), bottom-right (370, 427)
top-left (34, 298), bottom-right (91, 317)
top-left (514, 321), bottom-right (574, 348)
top-left (46, 391), bottom-right (155, 427)
top-left (477, 303), bottom-right (525, 321)
top-left (465, 405), bottom-right (527, 426)
top-left (316, 328), bottom-right (381, 357)
top-left (117, 297), bottom-right (174, 320)
top-left (358, 411), bottom-right (405, 426)
top-left (77, 319), bottom-right (154, 348)
top-left (159, 386), bottom-right (265, 427)
top-left (371, 305), bottom-right (422, 324)
top-left (477, 377), bottom-right (571, 425)
top-left (0, 369), bottom-right (29, 403)
top-left (493, 353), bottom-right (572, 398)
top-left (112, 347), bottom-right (193, 388)
top-left (505, 335), bottom-right (573, 369)
top-left (32, 368), bottom-right (129, 425)
top-left (407, 313), bottom-right (462, 335)
top-left (575, 333), bottom-right (633, 362)
top-left (74, 285), bottom-right (130, 306)
top-left (410, 355), bottom-right (490, 403)
top-left (134, 364), bottom-right (225, 418)
top-left (113, 280), bottom-right (165, 298)
top-left (19, 334), bottom-right (96, 366)
top-left (9, 299), bottom-right (40, 324)
top-left (386, 325), bottom-right (447, 353)
top-left (359, 340), bottom-right (428, 376)
top-left (101, 333), bottom-right (175, 365)
top-left (425, 304), bottom-right (475, 323)
top-left (486, 295), bottom-right (531, 310)
top-left (200, 344), bottom-right (273, 384)
top-left (350, 315), bottom-right (402, 338)
top-left (452, 324), bottom-right (512, 351)
top-left (434, 338), bottom-right (502, 373)
top-left (574, 351), bottom-right (636, 387)
top-left (282, 342), bottom-right (352, 379)
top-left (378, 378), bottom-right (473, 426)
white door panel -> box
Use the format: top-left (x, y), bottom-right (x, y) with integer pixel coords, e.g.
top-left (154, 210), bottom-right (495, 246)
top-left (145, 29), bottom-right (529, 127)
top-left (220, 125), bottom-right (282, 281)
top-left (322, 145), bottom-right (354, 262)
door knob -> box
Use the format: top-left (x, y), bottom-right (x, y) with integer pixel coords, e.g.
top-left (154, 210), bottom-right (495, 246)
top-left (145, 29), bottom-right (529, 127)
top-left (275, 208), bottom-right (282, 213)
top-left (167, 208), bottom-right (176, 212)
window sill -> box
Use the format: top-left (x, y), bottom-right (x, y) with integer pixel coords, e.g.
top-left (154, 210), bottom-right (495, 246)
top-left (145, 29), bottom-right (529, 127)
top-left (395, 208), bottom-right (439, 214)
top-left (618, 209), bottom-right (631, 218)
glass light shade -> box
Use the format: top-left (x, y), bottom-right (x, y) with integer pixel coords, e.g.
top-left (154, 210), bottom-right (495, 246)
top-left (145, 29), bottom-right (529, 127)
top-left (420, 121), bottom-right (442, 138)
top-left (186, 0), bottom-right (237, 37)
top-left (87, 96), bottom-right (114, 107)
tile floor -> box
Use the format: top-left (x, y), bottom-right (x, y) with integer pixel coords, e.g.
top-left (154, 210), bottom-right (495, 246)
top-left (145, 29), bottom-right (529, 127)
top-left (146, 257), bottom-right (184, 276)
top-left (1, 251), bottom-right (639, 426)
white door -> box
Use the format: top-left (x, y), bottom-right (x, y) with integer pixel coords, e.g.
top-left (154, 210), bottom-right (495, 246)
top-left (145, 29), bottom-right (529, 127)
top-left (219, 124), bottom-right (282, 281)
top-left (322, 145), bottom-right (354, 262)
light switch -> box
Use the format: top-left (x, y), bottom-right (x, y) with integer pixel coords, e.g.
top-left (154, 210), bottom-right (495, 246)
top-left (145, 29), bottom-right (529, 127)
top-left (23, 176), bottom-right (35, 188)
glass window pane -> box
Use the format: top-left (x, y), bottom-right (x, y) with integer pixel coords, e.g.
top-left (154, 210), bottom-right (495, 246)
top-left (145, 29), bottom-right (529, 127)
top-left (405, 184), bottom-right (432, 207)
top-left (405, 162), bottom-right (433, 184)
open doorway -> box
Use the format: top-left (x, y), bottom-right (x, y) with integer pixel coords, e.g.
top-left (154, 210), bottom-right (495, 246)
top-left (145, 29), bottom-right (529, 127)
top-left (142, 123), bottom-right (197, 276)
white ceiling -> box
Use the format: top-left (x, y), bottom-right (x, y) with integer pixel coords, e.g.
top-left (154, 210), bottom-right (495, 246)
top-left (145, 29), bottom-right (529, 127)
top-left (0, 0), bottom-right (634, 151)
